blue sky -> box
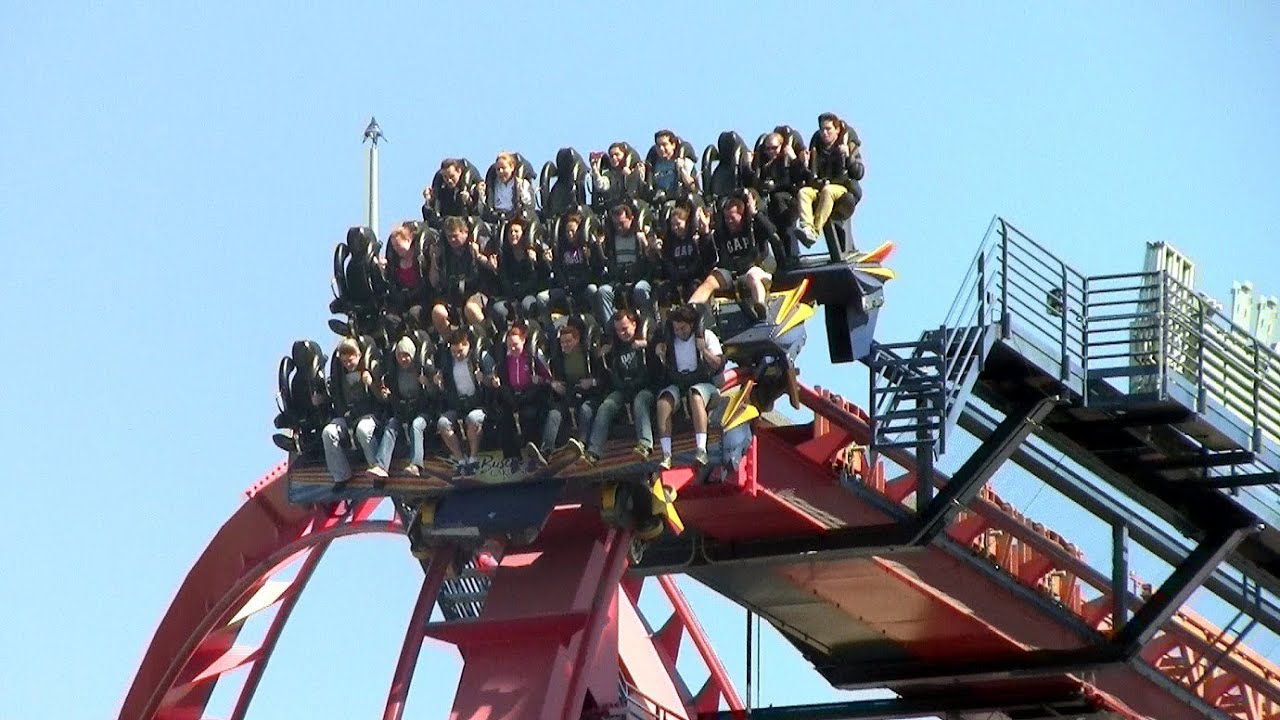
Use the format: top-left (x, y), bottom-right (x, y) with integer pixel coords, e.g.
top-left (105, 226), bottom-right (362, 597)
top-left (2, 2), bottom-right (1279, 719)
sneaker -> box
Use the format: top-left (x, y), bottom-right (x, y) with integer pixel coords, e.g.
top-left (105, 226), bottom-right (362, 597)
top-left (658, 455), bottom-right (673, 470)
top-left (632, 443), bottom-right (651, 460)
top-left (367, 466), bottom-right (389, 478)
top-left (403, 464), bottom-right (422, 477)
top-left (565, 438), bottom-right (585, 456)
top-left (802, 223), bottom-right (821, 247)
top-left (693, 448), bottom-right (710, 467)
top-left (475, 550), bottom-right (499, 575)
top-left (584, 451), bottom-right (601, 466)
top-left (524, 442), bottom-right (546, 466)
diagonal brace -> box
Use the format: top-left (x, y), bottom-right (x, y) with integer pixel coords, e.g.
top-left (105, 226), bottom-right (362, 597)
top-left (1113, 517), bottom-right (1260, 658)
top-left (911, 396), bottom-right (1058, 546)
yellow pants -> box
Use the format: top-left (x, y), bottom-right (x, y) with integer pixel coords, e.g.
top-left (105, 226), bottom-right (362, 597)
top-left (797, 184), bottom-right (849, 231)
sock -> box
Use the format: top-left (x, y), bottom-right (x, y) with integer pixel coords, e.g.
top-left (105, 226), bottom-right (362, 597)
top-left (660, 437), bottom-right (672, 456)
top-left (695, 433), bottom-right (707, 451)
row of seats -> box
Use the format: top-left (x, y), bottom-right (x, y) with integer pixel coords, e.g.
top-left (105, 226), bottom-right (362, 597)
top-left (278, 115), bottom-right (863, 482)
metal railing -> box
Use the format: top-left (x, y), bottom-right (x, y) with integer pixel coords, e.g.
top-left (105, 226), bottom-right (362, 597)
top-left (951, 217), bottom-right (1280, 472)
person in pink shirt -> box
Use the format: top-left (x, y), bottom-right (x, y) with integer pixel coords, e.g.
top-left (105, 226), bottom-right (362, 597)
top-left (489, 321), bottom-right (553, 463)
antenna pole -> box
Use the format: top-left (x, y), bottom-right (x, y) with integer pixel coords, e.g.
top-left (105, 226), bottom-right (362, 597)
top-left (362, 117), bottom-right (384, 237)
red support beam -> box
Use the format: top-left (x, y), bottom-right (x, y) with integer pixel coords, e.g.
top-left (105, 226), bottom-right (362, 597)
top-left (383, 547), bottom-right (458, 720)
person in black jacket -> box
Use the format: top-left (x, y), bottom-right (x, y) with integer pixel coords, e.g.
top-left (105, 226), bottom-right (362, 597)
top-left (596, 202), bottom-right (655, 322)
top-left (585, 309), bottom-right (656, 463)
top-left (689, 192), bottom-right (778, 320)
top-left (429, 217), bottom-right (489, 337)
top-left (751, 131), bottom-right (810, 266)
top-left (489, 214), bottom-right (548, 331)
top-left (540, 319), bottom-right (604, 457)
top-left (794, 112), bottom-right (864, 250)
top-left (321, 338), bottom-right (394, 487)
top-left (546, 208), bottom-right (606, 323)
top-left (422, 158), bottom-right (482, 226)
top-left (658, 201), bottom-right (717, 306)
top-left (590, 142), bottom-right (646, 212)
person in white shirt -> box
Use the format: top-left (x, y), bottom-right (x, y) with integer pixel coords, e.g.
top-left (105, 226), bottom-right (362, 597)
top-left (435, 329), bottom-right (495, 476)
top-left (654, 304), bottom-right (724, 468)
top-left (483, 151), bottom-right (536, 222)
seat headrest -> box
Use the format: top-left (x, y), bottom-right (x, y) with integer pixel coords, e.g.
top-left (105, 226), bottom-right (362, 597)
top-left (717, 131), bottom-right (745, 157)
top-left (556, 148), bottom-right (584, 178)
top-left (347, 226), bottom-right (378, 256)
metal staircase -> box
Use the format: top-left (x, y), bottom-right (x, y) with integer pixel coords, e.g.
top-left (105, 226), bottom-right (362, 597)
top-left (868, 219), bottom-right (1005, 467)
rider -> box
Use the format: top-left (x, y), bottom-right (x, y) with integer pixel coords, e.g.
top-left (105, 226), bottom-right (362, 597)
top-left (648, 129), bottom-right (697, 205)
top-left (435, 329), bottom-right (494, 475)
top-left (689, 191), bottom-right (779, 321)
top-left (586, 309), bottom-right (656, 464)
top-left (321, 338), bottom-right (394, 487)
top-left (547, 207), bottom-right (605, 324)
top-left (489, 321), bottom-right (552, 462)
top-left (423, 158), bottom-right (480, 226)
top-left (659, 201), bottom-right (717, 306)
top-left (597, 201), bottom-right (655, 322)
top-left (483, 151), bottom-right (536, 223)
top-left (376, 223), bottom-right (430, 331)
top-left (750, 131), bottom-right (809, 266)
top-left (590, 142), bottom-right (646, 211)
top-left (429, 216), bottom-right (489, 338)
top-left (794, 113), bottom-right (864, 253)
top-left (383, 334), bottom-right (438, 477)
top-left (541, 319), bottom-right (603, 459)
top-left (491, 213), bottom-right (548, 331)
top-left (654, 304), bottom-right (725, 468)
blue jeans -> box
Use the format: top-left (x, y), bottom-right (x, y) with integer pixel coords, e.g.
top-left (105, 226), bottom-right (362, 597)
top-left (322, 414), bottom-right (394, 482)
top-left (589, 389), bottom-right (654, 456)
top-left (542, 397), bottom-right (597, 451)
top-left (596, 280), bottom-right (652, 325)
top-left (392, 415), bottom-right (430, 466)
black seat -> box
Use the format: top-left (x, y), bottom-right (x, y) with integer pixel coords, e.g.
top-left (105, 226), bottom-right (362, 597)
top-left (329, 226), bottom-right (387, 336)
top-left (272, 339), bottom-right (330, 455)
top-left (701, 131), bottom-right (751, 202)
top-left (540, 148), bottom-right (588, 221)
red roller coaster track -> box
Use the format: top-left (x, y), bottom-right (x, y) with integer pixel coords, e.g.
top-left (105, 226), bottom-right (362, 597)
top-left (121, 383), bottom-right (1280, 720)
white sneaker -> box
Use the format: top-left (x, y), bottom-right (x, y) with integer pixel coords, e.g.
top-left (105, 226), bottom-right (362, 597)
top-left (367, 466), bottom-right (389, 478)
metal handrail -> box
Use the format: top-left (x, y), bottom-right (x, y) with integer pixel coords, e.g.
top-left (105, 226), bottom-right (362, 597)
top-left (949, 217), bottom-right (1279, 473)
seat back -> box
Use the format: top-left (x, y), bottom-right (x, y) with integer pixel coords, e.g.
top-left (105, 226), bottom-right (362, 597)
top-left (331, 226), bottom-right (384, 327)
top-left (541, 148), bottom-right (588, 219)
top-left (702, 131), bottom-right (749, 201)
